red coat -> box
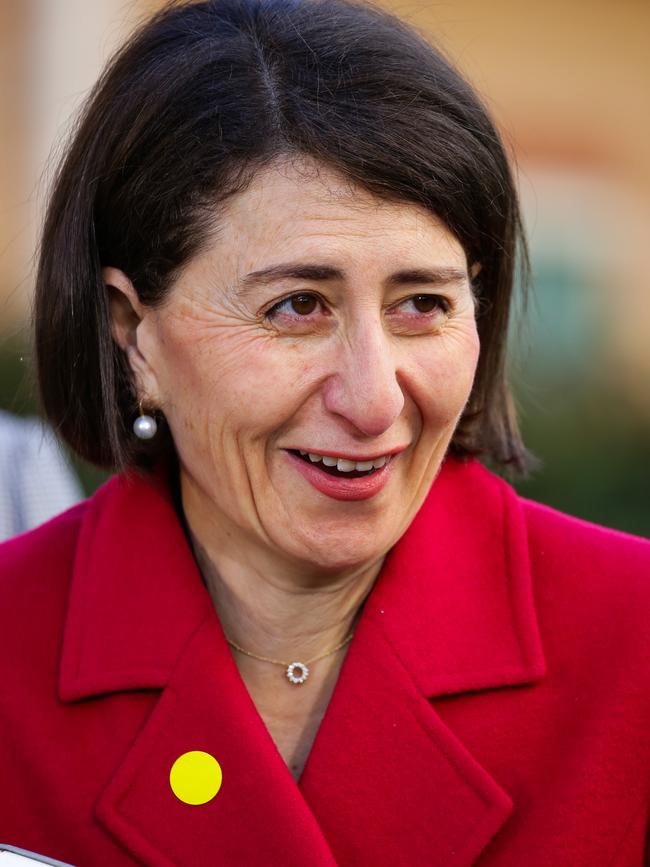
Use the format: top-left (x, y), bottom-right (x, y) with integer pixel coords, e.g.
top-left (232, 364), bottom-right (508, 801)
top-left (1, 454), bottom-right (649, 866)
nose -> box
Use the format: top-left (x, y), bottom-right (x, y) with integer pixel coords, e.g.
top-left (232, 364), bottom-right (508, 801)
top-left (321, 316), bottom-right (405, 437)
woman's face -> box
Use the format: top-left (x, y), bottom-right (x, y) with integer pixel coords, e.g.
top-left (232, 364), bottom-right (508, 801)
top-left (130, 157), bottom-right (480, 573)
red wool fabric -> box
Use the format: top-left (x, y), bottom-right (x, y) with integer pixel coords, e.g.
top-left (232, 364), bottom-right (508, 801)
top-left (0, 454), bottom-right (649, 866)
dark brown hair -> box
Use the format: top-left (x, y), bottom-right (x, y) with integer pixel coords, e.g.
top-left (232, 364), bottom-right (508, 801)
top-left (35, 0), bottom-right (539, 478)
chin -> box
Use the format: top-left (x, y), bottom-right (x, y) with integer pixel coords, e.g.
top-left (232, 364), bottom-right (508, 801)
top-left (292, 530), bottom-right (386, 573)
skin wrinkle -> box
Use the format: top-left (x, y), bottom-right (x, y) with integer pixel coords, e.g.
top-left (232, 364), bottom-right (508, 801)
top-left (105, 156), bottom-right (481, 731)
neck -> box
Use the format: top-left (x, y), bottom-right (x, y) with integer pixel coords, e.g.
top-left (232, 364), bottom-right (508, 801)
top-left (189, 531), bottom-right (381, 664)
top-left (178, 471), bottom-right (384, 669)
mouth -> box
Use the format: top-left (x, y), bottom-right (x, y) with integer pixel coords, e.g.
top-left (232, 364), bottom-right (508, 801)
top-left (285, 449), bottom-right (391, 479)
top-left (282, 448), bottom-right (399, 501)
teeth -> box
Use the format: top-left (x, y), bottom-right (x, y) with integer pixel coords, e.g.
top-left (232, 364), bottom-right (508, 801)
top-left (299, 450), bottom-right (390, 472)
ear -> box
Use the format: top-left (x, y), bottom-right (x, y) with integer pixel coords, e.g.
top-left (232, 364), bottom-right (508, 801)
top-left (103, 266), bottom-right (161, 406)
top-left (469, 261), bottom-right (482, 280)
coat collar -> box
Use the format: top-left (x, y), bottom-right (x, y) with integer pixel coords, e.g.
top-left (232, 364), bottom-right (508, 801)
top-left (58, 454), bottom-right (546, 866)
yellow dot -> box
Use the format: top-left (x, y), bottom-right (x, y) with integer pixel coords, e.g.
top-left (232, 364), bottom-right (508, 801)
top-left (169, 751), bottom-right (223, 805)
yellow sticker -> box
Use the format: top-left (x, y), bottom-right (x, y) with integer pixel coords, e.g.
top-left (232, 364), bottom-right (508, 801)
top-left (169, 750), bottom-right (223, 805)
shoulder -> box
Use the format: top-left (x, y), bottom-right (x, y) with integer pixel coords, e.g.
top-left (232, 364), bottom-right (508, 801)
top-left (0, 499), bottom-right (88, 606)
top-left (459, 458), bottom-right (650, 606)
top-left (0, 468), bottom-right (160, 614)
top-left (515, 493), bottom-right (650, 666)
top-left (0, 499), bottom-right (91, 691)
top-left (519, 493), bottom-right (650, 580)
top-left (451, 456), bottom-right (650, 662)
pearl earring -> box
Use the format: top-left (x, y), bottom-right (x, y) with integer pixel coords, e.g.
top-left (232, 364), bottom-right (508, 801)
top-left (133, 401), bottom-right (157, 440)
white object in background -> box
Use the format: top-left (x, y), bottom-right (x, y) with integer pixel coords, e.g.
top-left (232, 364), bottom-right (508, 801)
top-left (0, 844), bottom-right (75, 865)
top-left (0, 411), bottom-right (83, 542)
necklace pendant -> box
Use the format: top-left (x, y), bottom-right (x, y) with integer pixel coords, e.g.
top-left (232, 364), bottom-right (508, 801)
top-left (286, 661), bottom-right (310, 684)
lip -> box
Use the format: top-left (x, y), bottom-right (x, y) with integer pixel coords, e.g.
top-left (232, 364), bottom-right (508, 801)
top-left (284, 445), bottom-right (408, 462)
top-left (284, 449), bottom-right (398, 501)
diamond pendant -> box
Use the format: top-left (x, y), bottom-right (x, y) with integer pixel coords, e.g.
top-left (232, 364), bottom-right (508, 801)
top-left (286, 661), bottom-right (310, 684)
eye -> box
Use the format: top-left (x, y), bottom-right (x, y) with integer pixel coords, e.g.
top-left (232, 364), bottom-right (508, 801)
top-left (265, 293), bottom-right (322, 320)
top-left (264, 291), bottom-right (450, 322)
top-left (397, 294), bottom-right (450, 315)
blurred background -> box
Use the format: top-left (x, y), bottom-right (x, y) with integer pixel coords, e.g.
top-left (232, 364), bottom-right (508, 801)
top-left (1, 0), bottom-right (648, 536)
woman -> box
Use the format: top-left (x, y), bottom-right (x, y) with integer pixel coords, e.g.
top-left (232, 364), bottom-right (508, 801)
top-left (1, 0), bottom-right (648, 864)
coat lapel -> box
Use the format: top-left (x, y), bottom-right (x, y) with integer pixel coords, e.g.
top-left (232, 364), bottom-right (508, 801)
top-left (59, 466), bottom-right (339, 865)
top-left (58, 455), bottom-right (546, 866)
top-left (94, 613), bottom-right (338, 866)
top-left (298, 456), bottom-right (546, 866)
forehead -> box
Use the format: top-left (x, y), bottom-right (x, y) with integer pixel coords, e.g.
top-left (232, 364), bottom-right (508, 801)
top-left (212, 157), bottom-right (465, 266)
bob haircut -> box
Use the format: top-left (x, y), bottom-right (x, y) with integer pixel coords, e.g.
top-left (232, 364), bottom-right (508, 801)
top-left (35, 0), bottom-right (539, 478)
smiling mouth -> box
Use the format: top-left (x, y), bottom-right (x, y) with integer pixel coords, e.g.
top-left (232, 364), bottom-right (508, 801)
top-left (287, 449), bottom-right (386, 478)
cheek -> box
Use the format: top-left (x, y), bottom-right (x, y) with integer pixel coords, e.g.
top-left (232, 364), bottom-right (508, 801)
top-left (155, 324), bottom-right (309, 435)
top-left (408, 322), bottom-right (481, 414)
top-left (153, 313), bottom-right (480, 440)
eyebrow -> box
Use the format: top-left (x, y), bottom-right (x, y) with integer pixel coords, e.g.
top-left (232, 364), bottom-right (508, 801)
top-left (236, 262), bottom-right (470, 294)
